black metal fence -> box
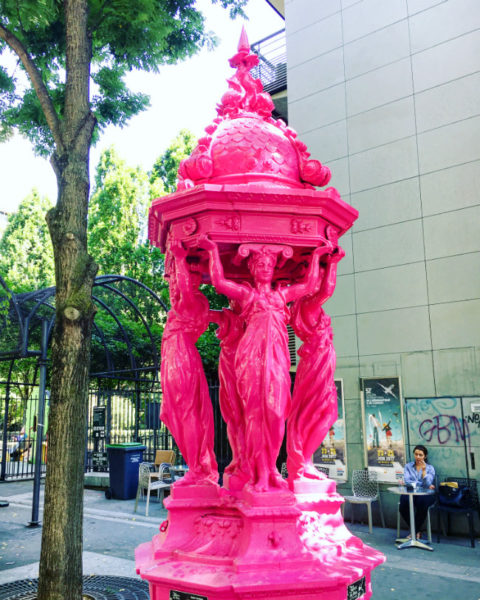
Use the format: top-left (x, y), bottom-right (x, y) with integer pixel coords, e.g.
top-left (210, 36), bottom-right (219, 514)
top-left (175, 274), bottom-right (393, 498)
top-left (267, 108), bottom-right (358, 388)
top-left (85, 386), bottom-right (172, 471)
top-left (85, 380), bottom-right (233, 475)
top-left (0, 385), bottom-right (47, 480)
top-left (1, 379), bottom-right (234, 480)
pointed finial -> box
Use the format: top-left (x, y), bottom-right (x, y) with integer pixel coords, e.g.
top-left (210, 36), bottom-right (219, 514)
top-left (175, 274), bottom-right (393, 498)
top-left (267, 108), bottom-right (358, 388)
top-left (238, 25), bottom-right (250, 53)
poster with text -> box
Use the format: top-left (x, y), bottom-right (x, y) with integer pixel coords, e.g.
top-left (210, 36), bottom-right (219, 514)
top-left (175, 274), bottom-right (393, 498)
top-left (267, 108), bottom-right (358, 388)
top-left (313, 379), bottom-right (347, 481)
top-left (361, 376), bottom-right (405, 483)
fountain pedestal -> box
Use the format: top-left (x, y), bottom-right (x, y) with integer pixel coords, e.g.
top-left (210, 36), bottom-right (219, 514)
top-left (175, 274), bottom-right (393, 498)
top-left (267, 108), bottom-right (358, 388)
top-left (136, 479), bottom-right (383, 600)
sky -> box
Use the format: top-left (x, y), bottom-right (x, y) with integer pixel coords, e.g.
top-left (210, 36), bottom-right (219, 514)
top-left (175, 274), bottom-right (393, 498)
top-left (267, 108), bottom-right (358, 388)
top-left (0, 0), bottom-right (284, 214)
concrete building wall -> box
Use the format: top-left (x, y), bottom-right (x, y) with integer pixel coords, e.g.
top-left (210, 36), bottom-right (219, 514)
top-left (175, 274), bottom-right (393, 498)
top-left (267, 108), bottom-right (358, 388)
top-left (285, 0), bottom-right (480, 491)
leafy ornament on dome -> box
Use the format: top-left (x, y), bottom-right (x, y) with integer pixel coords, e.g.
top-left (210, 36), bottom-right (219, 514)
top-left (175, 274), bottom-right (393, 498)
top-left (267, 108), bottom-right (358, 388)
top-left (216, 26), bottom-right (275, 119)
top-left (177, 27), bottom-right (331, 190)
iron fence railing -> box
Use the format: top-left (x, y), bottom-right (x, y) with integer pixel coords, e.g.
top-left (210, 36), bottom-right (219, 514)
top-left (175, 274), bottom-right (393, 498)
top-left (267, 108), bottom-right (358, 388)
top-left (0, 391), bottom-right (47, 480)
top-left (251, 29), bottom-right (287, 96)
top-left (84, 381), bottom-right (230, 475)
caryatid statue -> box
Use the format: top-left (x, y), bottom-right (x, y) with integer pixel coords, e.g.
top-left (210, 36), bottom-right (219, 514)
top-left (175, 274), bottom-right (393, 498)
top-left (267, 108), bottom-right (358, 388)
top-left (160, 240), bottom-right (218, 486)
top-left (286, 227), bottom-right (345, 485)
top-left (201, 237), bottom-right (333, 492)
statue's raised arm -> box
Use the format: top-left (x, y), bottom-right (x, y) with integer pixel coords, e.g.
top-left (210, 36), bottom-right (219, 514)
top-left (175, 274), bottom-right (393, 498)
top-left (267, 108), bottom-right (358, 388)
top-left (199, 235), bottom-right (251, 304)
top-left (283, 243), bottom-right (334, 304)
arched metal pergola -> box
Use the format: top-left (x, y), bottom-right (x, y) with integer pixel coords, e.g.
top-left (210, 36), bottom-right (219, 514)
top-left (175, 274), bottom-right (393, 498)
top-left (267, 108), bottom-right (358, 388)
top-left (0, 274), bottom-right (168, 383)
top-left (0, 275), bottom-right (171, 522)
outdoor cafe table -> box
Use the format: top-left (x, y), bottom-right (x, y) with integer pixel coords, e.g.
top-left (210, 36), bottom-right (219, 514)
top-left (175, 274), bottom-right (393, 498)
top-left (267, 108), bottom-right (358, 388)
top-left (388, 485), bottom-right (435, 551)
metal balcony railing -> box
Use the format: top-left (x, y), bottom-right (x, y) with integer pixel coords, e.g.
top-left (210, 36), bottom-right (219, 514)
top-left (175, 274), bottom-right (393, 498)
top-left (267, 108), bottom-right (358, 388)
top-left (251, 29), bottom-right (287, 96)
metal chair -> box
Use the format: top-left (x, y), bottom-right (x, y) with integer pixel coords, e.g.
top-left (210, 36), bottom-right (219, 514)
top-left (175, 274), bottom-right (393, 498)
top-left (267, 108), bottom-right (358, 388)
top-left (342, 469), bottom-right (385, 533)
top-left (134, 462), bottom-right (172, 516)
top-left (434, 477), bottom-right (479, 548)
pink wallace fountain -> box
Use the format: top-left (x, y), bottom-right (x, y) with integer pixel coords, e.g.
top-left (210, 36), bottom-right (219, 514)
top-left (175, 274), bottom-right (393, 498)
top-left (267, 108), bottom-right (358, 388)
top-left (136, 28), bottom-right (384, 600)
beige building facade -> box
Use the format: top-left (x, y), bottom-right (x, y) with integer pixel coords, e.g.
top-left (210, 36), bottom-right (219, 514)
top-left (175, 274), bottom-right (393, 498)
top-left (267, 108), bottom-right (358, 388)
top-left (270, 0), bottom-right (480, 502)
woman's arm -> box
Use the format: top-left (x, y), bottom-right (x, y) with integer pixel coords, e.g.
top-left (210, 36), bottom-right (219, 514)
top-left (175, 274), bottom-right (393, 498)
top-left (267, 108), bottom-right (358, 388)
top-left (299, 246), bottom-right (345, 323)
top-left (284, 245), bottom-right (332, 303)
top-left (318, 247), bottom-right (345, 303)
top-left (199, 236), bottom-right (249, 303)
top-left (169, 241), bottom-right (192, 298)
top-left (403, 462), bottom-right (416, 484)
top-left (423, 464), bottom-right (435, 489)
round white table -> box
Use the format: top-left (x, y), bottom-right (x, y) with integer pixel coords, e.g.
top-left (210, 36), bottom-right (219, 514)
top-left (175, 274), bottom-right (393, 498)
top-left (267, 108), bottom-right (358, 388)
top-left (388, 485), bottom-right (435, 551)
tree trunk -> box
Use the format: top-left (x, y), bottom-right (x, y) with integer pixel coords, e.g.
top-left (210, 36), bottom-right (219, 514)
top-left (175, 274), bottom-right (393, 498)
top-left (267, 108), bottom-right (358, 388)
top-left (37, 2), bottom-right (97, 599)
top-left (37, 155), bottom-right (97, 600)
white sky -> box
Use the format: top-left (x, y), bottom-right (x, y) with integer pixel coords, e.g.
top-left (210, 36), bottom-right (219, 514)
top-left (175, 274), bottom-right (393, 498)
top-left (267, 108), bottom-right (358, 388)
top-left (0, 0), bottom-right (284, 213)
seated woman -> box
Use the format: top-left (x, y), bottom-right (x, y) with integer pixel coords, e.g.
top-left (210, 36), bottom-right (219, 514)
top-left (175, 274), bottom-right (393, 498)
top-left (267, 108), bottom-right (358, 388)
top-left (399, 444), bottom-right (436, 539)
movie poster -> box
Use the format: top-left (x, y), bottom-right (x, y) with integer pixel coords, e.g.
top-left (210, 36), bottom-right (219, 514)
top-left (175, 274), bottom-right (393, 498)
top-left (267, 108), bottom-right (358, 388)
top-left (361, 376), bottom-right (405, 483)
top-left (313, 379), bottom-right (347, 481)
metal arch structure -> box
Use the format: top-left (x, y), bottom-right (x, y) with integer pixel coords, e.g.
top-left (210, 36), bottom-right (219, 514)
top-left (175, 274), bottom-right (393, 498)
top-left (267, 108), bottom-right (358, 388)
top-left (0, 275), bottom-right (169, 518)
top-left (0, 273), bottom-right (168, 385)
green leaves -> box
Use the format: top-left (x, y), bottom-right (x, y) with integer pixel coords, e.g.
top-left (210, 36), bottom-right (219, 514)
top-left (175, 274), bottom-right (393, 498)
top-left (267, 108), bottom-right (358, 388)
top-left (0, 190), bottom-right (54, 292)
top-left (0, 0), bottom-right (247, 157)
top-left (211, 0), bottom-right (248, 18)
top-left (91, 66), bottom-right (149, 136)
top-left (89, 146), bottom-right (151, 273)
top-left (150, 128), bottom-right (197, 193)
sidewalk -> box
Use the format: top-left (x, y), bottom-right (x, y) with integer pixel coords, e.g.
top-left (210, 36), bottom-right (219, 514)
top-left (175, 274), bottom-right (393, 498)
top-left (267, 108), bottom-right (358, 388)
top-left (1, 479), bottom-right (480, 599)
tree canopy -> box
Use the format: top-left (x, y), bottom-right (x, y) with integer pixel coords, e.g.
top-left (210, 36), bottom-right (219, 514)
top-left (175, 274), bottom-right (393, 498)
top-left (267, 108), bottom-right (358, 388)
top-left (0, 0), bottom-right (247, 155)
top-left (150, 128), bottom-right (198, 193)
top-left (0, 134), bottom-right (229, 374)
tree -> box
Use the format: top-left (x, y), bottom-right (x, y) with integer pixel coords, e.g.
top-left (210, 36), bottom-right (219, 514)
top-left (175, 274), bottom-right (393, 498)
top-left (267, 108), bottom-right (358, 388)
top-left (0, 2), bottom-right (246, 599)
top-left (0, 192), bottom-right (54, 396)
top-left (0, 190), bottom-right (54, 291)
top-left (89, 147), bottom-right (167, 376)
top-left (89, 146), bottom-right (155, 277)
top-left (150, 128), bottom-right (198, 193)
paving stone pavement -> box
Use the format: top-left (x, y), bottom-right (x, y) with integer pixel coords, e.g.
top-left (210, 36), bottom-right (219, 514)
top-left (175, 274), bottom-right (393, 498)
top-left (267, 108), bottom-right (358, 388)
top-left (1, 480), bottom-right (480, 599)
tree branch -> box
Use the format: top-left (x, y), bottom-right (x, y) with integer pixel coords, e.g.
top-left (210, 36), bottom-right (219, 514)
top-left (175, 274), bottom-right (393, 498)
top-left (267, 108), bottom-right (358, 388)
top-left (14, 0), bottom-right (27, 38)
top-left (89, 0), bottom-right (113, 33)
top-left (0, 23), bottom-right (64, 154)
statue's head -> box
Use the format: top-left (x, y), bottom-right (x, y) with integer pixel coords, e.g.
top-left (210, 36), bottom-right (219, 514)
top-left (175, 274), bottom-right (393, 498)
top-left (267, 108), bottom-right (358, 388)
top-left (247, 249), bottom-right (277, 284)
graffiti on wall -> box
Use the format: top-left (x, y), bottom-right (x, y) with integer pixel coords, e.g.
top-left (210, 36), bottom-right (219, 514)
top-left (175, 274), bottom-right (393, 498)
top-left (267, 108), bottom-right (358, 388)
top-left (418, 414), bottom-right (471, 447)
top-left (405, 397), bottom-right (480, 477)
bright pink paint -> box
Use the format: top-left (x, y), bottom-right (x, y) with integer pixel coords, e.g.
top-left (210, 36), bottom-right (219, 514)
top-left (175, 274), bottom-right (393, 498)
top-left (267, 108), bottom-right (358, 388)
top-left (287, 230), bottom-right (345, 485)
top-left (137, 28), bottom-right (384, 600)
top-left (160, 240), bottom-right (218, 486)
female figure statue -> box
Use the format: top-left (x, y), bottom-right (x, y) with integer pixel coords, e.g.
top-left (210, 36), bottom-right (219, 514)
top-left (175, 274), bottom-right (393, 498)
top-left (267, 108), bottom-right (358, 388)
top-left (286, 241), bottom-right (344, 484)
top-left (211, 301), bottom-right (248, 488)
top-left (160, 240), bottom-right (218, 486)
top-left (201, 237), bottom-right (329, 492)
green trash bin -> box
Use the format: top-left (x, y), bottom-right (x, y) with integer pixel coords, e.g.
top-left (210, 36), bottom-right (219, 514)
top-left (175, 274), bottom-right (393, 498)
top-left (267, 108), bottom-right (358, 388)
top-left (106, 443), bottom-right (146, 500)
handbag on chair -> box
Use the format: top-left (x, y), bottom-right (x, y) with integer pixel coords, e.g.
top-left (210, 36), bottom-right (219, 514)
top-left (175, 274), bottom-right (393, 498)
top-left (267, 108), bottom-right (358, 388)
top-left (438, 481), bottom-right (471, 508)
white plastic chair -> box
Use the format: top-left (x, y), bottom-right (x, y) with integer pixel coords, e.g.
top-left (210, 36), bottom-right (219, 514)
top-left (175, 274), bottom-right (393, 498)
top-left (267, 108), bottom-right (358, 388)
top-left (134, 462), bottom-right (172, 516)
top-left (342, 469), bottom-right (385, 533)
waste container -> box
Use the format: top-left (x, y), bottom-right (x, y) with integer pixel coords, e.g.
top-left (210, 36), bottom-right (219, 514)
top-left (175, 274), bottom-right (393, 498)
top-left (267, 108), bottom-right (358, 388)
top-left (105, 443), bottom-right (146, 500)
